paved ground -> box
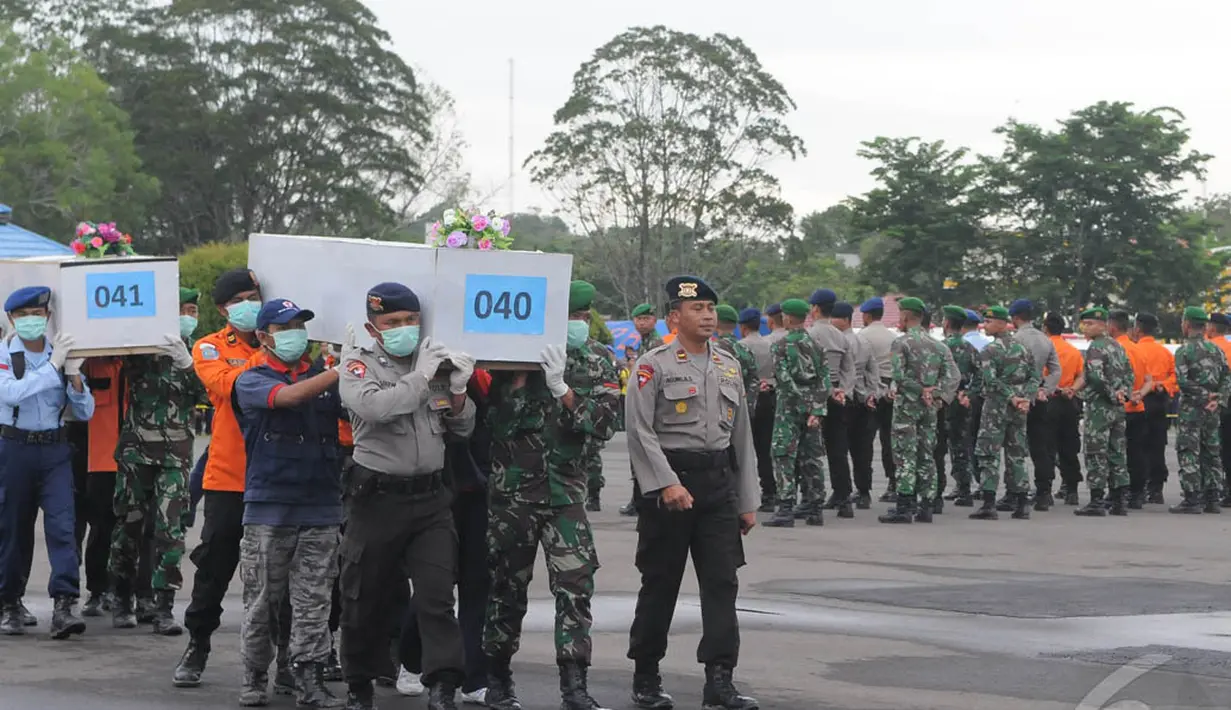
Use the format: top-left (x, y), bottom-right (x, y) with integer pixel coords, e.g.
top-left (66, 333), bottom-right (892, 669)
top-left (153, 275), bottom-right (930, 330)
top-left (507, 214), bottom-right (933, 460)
top-left (4, 433), bottom-right (1231, 709)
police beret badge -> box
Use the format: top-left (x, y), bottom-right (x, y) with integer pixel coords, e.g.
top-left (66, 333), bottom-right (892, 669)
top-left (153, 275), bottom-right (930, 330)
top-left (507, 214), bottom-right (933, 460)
top-left (367, 295), bottom-right (383, 313)
top-left (677, 282), bottom-right (698, 299)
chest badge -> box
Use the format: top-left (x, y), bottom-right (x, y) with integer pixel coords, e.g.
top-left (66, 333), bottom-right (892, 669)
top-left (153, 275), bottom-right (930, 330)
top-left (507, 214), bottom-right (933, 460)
top-left (675, 401), bottom-right (688, 414)
top-left (675, 349), bottom-right (688, 363)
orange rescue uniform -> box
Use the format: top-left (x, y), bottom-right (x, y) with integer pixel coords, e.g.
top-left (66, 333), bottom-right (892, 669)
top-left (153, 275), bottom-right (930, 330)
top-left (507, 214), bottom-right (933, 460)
top-left (1134, 336), bottom-right (1177, 397)
top-left (83, 358), bottom-right (123, 473)
top-left (1116, 334), bottom-right (1147, 414)
top-left (1047, 335), bottom-right (1083, 390)
top-left (193, 325), bottom-right (261, 493)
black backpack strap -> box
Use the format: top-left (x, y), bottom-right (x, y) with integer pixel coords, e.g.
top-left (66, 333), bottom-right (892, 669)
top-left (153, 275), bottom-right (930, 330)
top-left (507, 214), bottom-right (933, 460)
top-left (10, 350), bottom-right (24, 425)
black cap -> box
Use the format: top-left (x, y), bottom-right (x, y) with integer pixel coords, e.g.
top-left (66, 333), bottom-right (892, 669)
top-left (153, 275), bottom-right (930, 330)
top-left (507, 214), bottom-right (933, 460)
top-left (1135, 312), bottom-right (1159, 331)
top-left (212, 268), bottom-right (259, 305)
top-left (665, 275), bottom-right (718, 304)
top-left (366, 282), bottom-right (420, 314)
top-left (831, 302), bottom-right (854, 319)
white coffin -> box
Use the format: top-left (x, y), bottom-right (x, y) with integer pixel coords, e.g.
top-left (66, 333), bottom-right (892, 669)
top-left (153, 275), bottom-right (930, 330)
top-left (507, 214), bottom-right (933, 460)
top-left (0, 256), bottom-right (180, 355)
top-left (247, 233), bottom-right (437, 349)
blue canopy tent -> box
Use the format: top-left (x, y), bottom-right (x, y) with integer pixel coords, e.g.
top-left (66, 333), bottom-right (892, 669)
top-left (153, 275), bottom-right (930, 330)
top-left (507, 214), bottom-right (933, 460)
top-left (0, 204), bottom-right (74, 257)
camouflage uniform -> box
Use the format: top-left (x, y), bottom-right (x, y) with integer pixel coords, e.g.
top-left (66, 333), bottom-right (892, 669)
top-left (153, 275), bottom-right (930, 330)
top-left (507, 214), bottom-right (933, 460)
top-left (483, 338), bottom-right (620, 664)
top-left (770, 329), bottom-right (829, 512)
top-left (1081, 335), bottom-right (1133, 493)
top-left (944, 333), bottom-right (980, 493)
top-left (109, 345), bottom-right (208, 596)
top-left (975, 332), bottom-right (1034, 495)
top-left (1173, 335), bottom-right (1229, 495)
top-left (585, 346), bottom-right (621, 506)
top-left (714, 332), bottom-right (759, 417)
top-left (889, 328), bottom-right (954, 502)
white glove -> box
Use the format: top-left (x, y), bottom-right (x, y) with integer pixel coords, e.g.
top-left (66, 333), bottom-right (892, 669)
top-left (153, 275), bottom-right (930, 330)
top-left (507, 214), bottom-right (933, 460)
top-left (64, 358), bottom-right (84, 377)
top-left (541, 344), bottom-right (569, 398)
top-left (160, 333), bottom-right (195, 369)
top-left (341, 323), bottom-right (358, 360)
top-left (413, 337), bottom-right (448, 379)
top-left (49, 333), bottom-right (75, 370)
top-left (448, 352), bottom-right (475, 395)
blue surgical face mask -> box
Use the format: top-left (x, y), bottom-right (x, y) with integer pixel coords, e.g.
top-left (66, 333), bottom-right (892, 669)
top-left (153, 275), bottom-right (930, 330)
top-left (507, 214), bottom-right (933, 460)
top-left (380, 324), bottom-right (420, 357)
top-left (269, 329), bottom-right (308, 362)
top-left (226, 300), bottom-right (260, 331)
top-left (567, 320), bottom-right (590, 349)
top-left (13, 315), bottom-right (48, 341)
top-left (179, 315), bottom-right (198, 338)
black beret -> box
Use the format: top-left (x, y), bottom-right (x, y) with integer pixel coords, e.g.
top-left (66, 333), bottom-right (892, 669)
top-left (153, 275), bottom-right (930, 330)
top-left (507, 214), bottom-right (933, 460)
top-left (367, 282), bottom-right (420, 314)
top-left (1210, 313), bottom-right (1230, 327)
top-left (665, 275), bottom-right (718, 303)
top-left (212, 268), bottom-right (259, 305)
top-left (831, 302), bottom-right (854, 319)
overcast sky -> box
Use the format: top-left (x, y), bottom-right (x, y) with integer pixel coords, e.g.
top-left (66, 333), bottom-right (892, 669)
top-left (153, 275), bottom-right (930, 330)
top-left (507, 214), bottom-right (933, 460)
top-left (365, 0), bottom-right (1229, 219)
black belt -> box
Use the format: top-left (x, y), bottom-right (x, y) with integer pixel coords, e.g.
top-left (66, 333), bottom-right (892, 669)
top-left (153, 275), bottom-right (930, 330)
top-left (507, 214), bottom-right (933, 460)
top-left (663, 449), bottom-right (729, 472)
top-left (0, 425), bottom-right (67, 444)
top-left (357, 468), bottom-right (444, 496)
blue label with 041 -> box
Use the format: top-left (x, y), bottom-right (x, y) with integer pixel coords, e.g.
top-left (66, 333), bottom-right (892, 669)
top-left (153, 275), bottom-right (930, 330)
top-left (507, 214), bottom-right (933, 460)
top-left (85, 271), bottom-right (158, 319)
top-left (463, 274), bottom-right (548, 336)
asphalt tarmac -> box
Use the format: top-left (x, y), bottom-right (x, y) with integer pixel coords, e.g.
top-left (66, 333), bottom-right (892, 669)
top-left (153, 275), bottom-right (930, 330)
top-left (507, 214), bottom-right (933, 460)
top-left (3, 433), bottom-right (1231, 709)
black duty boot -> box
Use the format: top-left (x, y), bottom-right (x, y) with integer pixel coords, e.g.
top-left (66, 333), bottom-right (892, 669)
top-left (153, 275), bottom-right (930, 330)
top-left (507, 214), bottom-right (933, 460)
top-left (932, 497), bottom-right (944, 515)
top-left (1064, 489), bottom-right (1080, 506)
top-left (82, 592), bottom-right (104, 617)
top-left (701, 665), bottom-right (758, 710)
top-left (1109, 488), bottom-right (1128, 516)
top-left (791, 502), bottom-right (811, 519)
top-left (344, 681), bottom-right (376, 710)
top-left (953, 485), bottom-right (974, 507)
top-left (323, 633), bottom-right (344, 682)
top-left (943, 489), bottom-right (959, 500)
top-left (756, 500), bottom-right (774, 513)
top-left (878, 494), bottom-right (913, 524)
top-left (486, 658), bottom-right (522, 710)
top-left (0, 601), bottom-right (25, 635)
top-left (427, 679), bottom-right (460, 710)
top-left (821, 493), bottom-right (842, 510)
top-left (855, 492), bottom-right (872, 510)
top-left (878, 488), bottom-right (897, 503)
top-left (1127, 490), bottom-right (1145, 510)
top-left (294, 661), bottom-right (345, 708)
top-left (915, 497), bottom-right (933, 523)
top-left (274, 646), bottom-right (295, 695)
top-left (1075, 490), bottom-right (1107, 516)
top-left (173, 635), bottom-right (210, 687)
top-left (763, 503), bottom-right (795, 528)
top-left (836, 499), bottom-right (855, 519)
top-left (1205, 489), bottom-right (1223, 514)
top-left (17, 601), bottom-right (36, 626)
top-left (1170, 491), bottom-right (1203, 514)
top-left (968, 490), bottom-right (998, 520)
top-left (804, 502), bottom-right (824, 526)
top-left (631, 671), bottom-right (674, 709)
top-left (1012, 492), bottom-right (1030, 520)
top-left (135, 595), bottom-right (156, 624)
top-left (112, 594), bottom-right (138, 629)
top-left (49, 595), bottom-right (86, 639)
top-left (239, 668), bottom-right (270, 707)
top-left (1147, 488), bottom-right (1165, 505)
top-left (1033, 489), bottom-right (1053, 511)
top-left (559, 662), bottom-right (609, 710)
top-left (1221, 492), bottom-right (1231, 508)
top-left (620, 498), bottom-right (639, 516)
top-left (152, 590), bottom-right (182, 636)
top-left (585, 494), bottom-right (601, 513)
top-left (995, 494), bottom-right (1015, 512)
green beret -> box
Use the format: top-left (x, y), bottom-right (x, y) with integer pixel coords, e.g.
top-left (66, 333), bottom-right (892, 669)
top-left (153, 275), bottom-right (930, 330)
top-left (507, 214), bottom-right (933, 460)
top-left (898, 297), bottom-right (926, 314)
top-left (941, 305), bottom-right (967, 321)
top-left (1183, 306), bottom-right (1208, 323)
top-left (1080, 307), bottom-right (1108, 321)
top-left (631, 303), bottom-right (654, 318)
top-left (716, 304), bottom-right (739, 324)
top-left (780, 298), bottom-right (810, 318)
top-left (179, 287), bottom-right (199, 305)
top-left (983, 305), bottom-right (1010, 321)
top-left (568, 280), bottom-right (595, 312)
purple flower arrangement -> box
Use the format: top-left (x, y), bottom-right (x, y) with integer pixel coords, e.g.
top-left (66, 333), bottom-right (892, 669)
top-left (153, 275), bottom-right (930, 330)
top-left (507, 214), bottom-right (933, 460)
top-left (72, 221), bottom-right (136, 257)
top-left (425, 208), bottom-right (515, 251)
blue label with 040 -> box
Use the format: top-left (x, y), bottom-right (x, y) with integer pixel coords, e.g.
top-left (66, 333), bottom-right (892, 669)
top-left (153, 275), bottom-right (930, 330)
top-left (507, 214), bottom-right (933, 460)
top-left (86, 271), bottom-right (157, 319)
top-left (463, 274), bottom-right (548, 336)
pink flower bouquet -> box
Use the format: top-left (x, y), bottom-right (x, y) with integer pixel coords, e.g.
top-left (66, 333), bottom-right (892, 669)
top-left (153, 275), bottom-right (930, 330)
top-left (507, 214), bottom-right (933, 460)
top-left (425, 208), bottom-right (515, 251)
top-left (72, 221), bottom-right (136, 258)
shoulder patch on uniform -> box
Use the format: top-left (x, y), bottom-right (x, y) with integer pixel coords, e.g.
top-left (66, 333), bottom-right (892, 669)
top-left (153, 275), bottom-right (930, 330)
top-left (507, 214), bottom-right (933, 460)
top-left (637, 363), bottom-right (655, 389)
top-left (199, 343), bottom-right (219, 361)
top-left (346, 360), bottom-right (366, 378)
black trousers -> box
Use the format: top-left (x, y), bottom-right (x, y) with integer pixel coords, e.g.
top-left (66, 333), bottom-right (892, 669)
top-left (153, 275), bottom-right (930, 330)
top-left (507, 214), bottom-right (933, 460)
top-left (628, 455), bottom-right (742, 670)
top-left (1050, 397), bottom-right (1082, 488)
top-left (751, 390), bottom-right (777, 501)
top-left (934, 405), bottom-right (948, 495)
top-left (1143, 392), bottom-right (1170, 490)
top-left (824, 399), bottom-right (852, 499)
top-left (184, 490), bottom-right (244, 639)
top-left (967, 396), bottom-right (984, 483)
top-left (73, 470), bottom-right (116, 596)
top-left (339, 473), bottom-right (463, 687)
top-left (875, 396), bottom-right (896, 487)
top-left (1126, 411), bottom-right (1150, 494)
top-left (1027, 400), bottom-right (1054, 492)
top-left (848, 403), bottom-right (875, 495)
top-left (399, 488), bottom-right (489, 693)
top-left (1221, 411), bottom-right (1231, 491)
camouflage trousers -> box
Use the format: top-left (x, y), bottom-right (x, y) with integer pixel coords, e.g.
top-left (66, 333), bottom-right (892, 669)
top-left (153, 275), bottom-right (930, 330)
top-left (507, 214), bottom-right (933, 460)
top-left (975, 399), bottom-right (1029, 494)
top-left (1084, 402), bottom-right (1128, 492)
top-left (108, 458), bottom-right (188, 592)
top-left (1175, 400), bottom-right (1221, 494)
top-left (483, 502), bottom-right (598, 663)
top-left (240, 524), bottom-right (340, 668)
top-left (891, 401), bottom-right (938, 500)
top-left (771, 409), bottom-right (827, 506)
top-left (946, 402), bottom-right (973, 489)
top-left (584, 449), bottom-right (604, 498)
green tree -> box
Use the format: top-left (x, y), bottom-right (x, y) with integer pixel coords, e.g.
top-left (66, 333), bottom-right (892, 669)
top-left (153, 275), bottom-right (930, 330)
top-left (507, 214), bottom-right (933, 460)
top-left (0, 29), bottom-right (158, 242)
top-left (178, 241), bottom-right (249, 334)
top-left (526, 25), bottom-right (805, 312)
